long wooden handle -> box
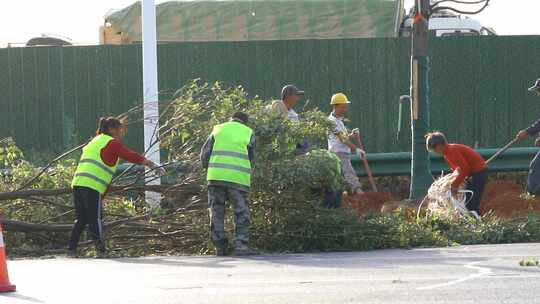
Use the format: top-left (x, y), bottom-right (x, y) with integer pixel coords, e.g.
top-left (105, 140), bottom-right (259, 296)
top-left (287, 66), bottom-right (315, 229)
top-left (354, 133), bottom-right (378, 192)
top-left (485, 138), bottom-right (519, 165)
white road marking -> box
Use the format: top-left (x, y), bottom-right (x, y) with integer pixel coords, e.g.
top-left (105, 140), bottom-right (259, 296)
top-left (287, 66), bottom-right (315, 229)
top-left (418, 261), bottom-right (492, 290)
top-left (484, 275), bottom-right (540, 279)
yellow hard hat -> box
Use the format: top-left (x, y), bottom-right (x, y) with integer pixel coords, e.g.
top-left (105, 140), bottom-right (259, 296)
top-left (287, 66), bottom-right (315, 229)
top-left (330, 93), bottom-right (351, 105)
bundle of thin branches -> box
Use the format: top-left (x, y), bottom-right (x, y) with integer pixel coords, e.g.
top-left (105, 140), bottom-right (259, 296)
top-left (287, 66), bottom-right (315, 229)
top-left (424, 171), bottom-right (467, 218)
top-left (0, 99), bottom-right (206, 240)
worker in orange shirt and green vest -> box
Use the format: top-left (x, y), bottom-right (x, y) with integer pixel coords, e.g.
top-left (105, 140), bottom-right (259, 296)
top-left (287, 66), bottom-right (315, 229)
top-left (200, 112), bottom-right (257, 256)
top-left (68, 117), bottom-right (164, 257)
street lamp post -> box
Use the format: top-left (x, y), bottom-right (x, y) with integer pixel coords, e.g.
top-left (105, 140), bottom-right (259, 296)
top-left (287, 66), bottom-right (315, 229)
top-left (142, 0), bottom-right (161, 208)
top-left (409, 0), bottom-right (432, 199)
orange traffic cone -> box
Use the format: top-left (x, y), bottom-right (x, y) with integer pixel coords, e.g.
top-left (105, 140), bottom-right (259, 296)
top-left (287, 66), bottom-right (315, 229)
top-left (0, 225), bottom-right (15, 292)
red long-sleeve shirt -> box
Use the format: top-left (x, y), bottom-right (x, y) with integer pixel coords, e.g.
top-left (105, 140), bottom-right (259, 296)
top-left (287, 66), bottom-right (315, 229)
top-left (100, 139), bottom-right (146, 166)
top-left (443, 144), bottom-right (487, 188)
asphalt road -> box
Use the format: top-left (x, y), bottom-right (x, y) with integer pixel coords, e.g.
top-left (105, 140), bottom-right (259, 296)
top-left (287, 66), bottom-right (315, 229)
top-left (1, 243), bottom-right (540, 304)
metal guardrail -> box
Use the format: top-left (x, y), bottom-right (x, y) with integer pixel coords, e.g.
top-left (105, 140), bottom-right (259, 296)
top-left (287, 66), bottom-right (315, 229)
top-left (351, 147), bottom-right (540, 177)
top-left (2, 148), bottom-right (536, 181)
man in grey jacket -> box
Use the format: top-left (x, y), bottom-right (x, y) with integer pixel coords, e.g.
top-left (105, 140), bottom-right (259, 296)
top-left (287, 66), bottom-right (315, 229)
top-left (515, 78), bottom-right (540, 193)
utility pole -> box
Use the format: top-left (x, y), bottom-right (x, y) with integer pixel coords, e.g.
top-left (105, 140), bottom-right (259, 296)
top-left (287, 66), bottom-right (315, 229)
top-left (409, 0), bottom-right (432, 199)
top-left (142, 0), bottom-right (161, 208)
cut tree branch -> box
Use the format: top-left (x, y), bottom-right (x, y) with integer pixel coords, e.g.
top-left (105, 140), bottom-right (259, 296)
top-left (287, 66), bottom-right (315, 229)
top-left (0, 184), bottom-right (196, 201)
top-left (1, 214), bottom-right (149, 233)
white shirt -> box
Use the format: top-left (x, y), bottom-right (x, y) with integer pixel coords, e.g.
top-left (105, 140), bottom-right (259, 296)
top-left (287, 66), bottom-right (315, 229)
top-left (287, 108), bottom-right (299, 122)
top-left (328, 112), bottom-right (351, 154)
top-left (266, 100), bottom-right (299, 122)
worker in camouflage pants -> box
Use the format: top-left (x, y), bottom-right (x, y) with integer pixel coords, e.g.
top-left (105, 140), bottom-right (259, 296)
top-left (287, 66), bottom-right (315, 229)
top-left (208, 187), bottom-right (250, 250)
top-left (200, 112), bottom-right (257, 256)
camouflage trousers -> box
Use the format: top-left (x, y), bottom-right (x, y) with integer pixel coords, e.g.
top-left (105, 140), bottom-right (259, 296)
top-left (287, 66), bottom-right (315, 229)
top-left (207, 186), bottom-right (251, 248)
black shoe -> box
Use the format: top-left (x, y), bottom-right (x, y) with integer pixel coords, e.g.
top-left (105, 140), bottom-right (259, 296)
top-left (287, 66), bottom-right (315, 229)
top-left (67, 249), bottom-right (78, 258)
top-left (95, 242), bottom-right (108, 258)
top-left (214, 239), bottom-right (228, 256)
top-left (470, 210), bottom-right (481, 220)
top-left (234, 243), bottom-right (258, 256)
top-left (216, 247), bottom-right (228, 256)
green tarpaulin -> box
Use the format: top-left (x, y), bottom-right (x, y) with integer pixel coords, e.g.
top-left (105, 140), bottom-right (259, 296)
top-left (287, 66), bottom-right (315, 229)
top-left (106, 0), bottom-right (403, 42)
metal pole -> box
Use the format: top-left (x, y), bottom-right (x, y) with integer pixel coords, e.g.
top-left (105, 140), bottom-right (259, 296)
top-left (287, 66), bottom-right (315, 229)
top-left (142, 0), bottom-right (161, 208)
top-left (409, 0), bottom-right (432, 199)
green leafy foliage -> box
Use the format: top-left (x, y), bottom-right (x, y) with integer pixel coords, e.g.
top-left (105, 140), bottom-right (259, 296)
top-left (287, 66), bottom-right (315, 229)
top-left (160, 81), bottom-right (540, 254)
top-left (0, 139), bottom-right (140, 256)
top-left (3, 81), bottom-right (540, 257)
top-left (519, 257), bottom-right (539, 267)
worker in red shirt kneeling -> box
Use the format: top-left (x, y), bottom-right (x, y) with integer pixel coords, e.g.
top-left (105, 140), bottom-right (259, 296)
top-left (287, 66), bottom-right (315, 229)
top-left (425, 132), bottom-right (488, 217)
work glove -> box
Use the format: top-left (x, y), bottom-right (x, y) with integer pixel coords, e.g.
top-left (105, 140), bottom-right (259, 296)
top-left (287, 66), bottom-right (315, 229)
top-left (149, 162), bottom-right (166, 176)
top-left (356, 148), bottom-right (366, 160)
top-left (154, 165), bottom-right (166, 176)
top-left (516, 130), bottom-right (529, 141)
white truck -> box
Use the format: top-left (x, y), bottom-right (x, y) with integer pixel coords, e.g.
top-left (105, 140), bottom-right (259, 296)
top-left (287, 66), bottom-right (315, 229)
top-left (400, 10), bottom-right (496, 37)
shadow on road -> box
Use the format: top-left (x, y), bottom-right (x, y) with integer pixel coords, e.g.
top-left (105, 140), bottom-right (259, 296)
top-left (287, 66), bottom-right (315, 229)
top-left (0, 293), bottom-right (45, 303)
top-left (108, 247), bottom-right (492, 271)
top-left (232, 248), bottom-right (496, 270)
top-left (112, 256), bottom-right (236, 268)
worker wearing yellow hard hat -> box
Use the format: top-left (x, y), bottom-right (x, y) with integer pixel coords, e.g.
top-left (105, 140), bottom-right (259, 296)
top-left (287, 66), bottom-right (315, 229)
top-left (330, 93), bottom-right (351, 105)
top-left (327, 92), bottom-right (364, 195)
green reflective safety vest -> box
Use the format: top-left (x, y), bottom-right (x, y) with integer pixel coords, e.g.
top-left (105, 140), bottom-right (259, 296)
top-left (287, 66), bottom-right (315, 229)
top-left (71, 134), bottom-right (119, 194)
top-left (207, 121), bottom-right (253, 188)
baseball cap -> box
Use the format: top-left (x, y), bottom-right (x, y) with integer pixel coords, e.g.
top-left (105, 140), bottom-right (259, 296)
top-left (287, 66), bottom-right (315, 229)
top-left (231, 112), bottom-right (249, 124)
top-left (281, 85), bottom-right (304, 99)
top-left (528, 79), bottom-right (540, 92)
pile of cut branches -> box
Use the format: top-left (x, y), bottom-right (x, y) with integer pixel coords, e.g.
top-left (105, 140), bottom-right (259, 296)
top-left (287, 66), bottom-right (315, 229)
top-left (0, 80), bottom-right (344, 256)
top-left (0, 135), bottom-right (208, 257)
top-left (4, 80), bottom-right (540, 257)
